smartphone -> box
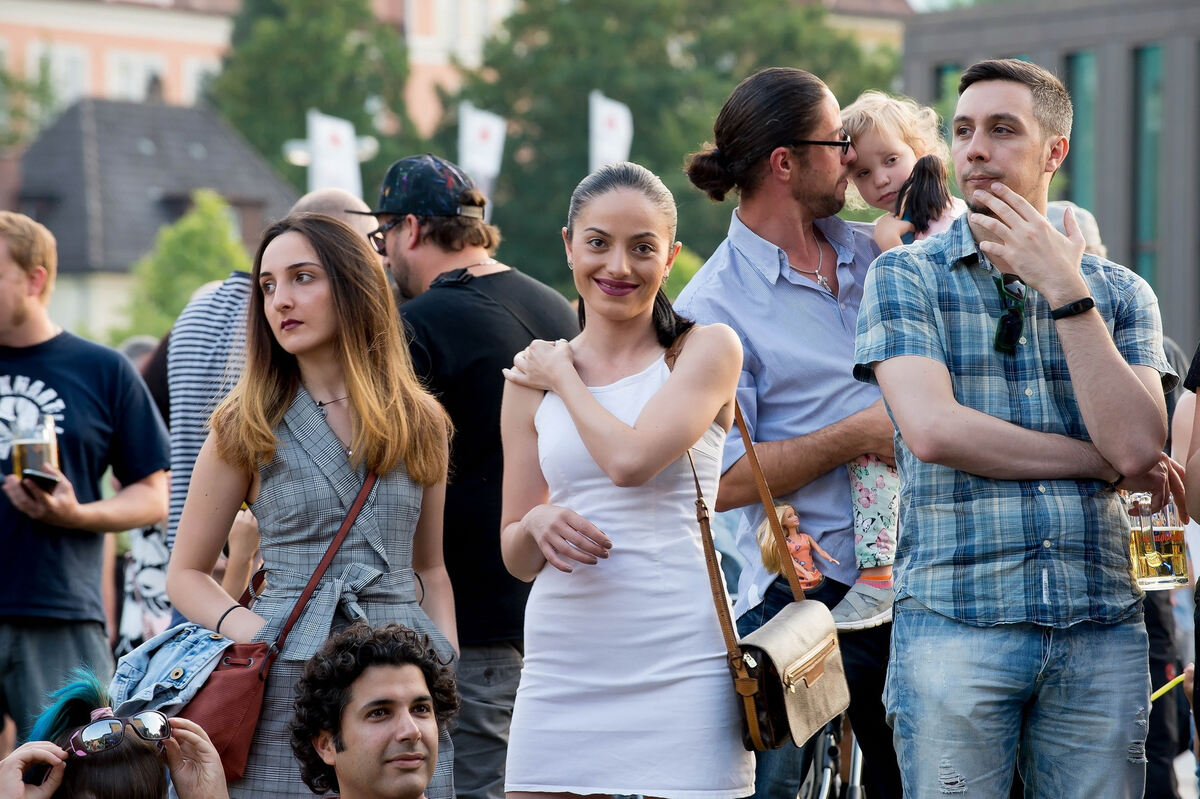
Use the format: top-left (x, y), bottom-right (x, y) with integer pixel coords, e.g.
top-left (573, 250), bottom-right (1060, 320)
top-left (23, 468), bottom-right (61, 493)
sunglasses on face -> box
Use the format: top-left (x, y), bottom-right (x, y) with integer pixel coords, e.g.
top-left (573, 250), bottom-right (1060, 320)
top-left (788, 132), bottom-right (853, 156)
top-left (993, 273), bottom-right (1026, 354)
top-left (367, 217), bottom-right (404, 256)
top-left (66, 710), bottom-right (171, 758)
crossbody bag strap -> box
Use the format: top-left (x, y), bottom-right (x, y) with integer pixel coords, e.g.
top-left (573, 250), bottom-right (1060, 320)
top-left (267, 472), bottom-right (378, 657)
top-left (665, 329), bottom-right (765, 746)
top-left (733, 403), bottom-right (805, 603)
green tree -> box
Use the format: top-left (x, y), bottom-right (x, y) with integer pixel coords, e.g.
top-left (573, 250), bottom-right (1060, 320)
top-left (0, 58), bottom-right (54, 151)
top-left (111, 190), bottom-right (250, 343)
top-left (209, 0), bottom-right (421, 190)
top-left (437, 0), bottom-right (897, 292)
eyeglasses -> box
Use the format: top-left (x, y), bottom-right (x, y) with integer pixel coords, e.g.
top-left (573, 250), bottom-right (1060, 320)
top-left (367, 217), bottom-right (404, 256)
top-left (993, 273), bottom-right (1026, 354)
top-left (66, 710), bottom-right (171, 758)
top-left (788, 133), bottom-right (853, 156)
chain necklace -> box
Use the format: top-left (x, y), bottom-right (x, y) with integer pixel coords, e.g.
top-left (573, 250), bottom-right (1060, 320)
top-left (457, 258), bottom-right (498, 270)
top-left (791, 227), bottom-right (830, 292)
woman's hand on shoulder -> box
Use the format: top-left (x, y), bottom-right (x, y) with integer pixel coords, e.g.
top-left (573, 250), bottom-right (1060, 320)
top-left (503, 339), bottom-right (576, 392)
top-left (522, 504), bottom-right (611, 573)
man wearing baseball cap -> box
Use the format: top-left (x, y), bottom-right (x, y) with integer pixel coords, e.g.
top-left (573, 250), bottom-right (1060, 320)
top-left (355, 154), bottom-right (577, 799)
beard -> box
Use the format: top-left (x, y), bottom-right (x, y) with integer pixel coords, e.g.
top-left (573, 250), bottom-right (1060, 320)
top-left (791, 176), bottom-right (846, 220)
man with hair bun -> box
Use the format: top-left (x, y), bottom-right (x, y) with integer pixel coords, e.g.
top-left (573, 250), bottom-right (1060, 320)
top-left (675, 68), bottom-right (901, 799)
top-left (357, 154), bottom-right (576, 799)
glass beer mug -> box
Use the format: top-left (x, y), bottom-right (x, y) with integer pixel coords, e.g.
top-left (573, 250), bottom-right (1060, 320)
top-left (12, 414), bottom-right (58, 476)
top-left (1126, 492), bottom-right (1189, 591)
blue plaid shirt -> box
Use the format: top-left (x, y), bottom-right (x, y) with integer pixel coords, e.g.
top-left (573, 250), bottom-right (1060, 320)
top-left (854, 215), bottom-right (1175, 628)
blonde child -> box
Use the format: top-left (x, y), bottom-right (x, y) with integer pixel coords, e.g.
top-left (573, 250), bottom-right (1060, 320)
top-left (842, 90), bottom-right (966, 252)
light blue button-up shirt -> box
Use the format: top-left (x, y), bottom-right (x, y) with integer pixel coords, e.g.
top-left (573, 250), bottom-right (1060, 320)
top-left (675, 209), bottom-right (883, 616)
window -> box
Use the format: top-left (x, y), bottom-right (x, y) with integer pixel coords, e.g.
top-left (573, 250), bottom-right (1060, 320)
top-left (25, 42), bottom-right (90, 111)
top-left (182, 58), bottom-right (220, 105)
top-left (107, 51), bottom-right (166, 101)
top-left (1133, 45), bottom-right (1163, 287)
top-left (1065, 51), bottom-right (1096, 212)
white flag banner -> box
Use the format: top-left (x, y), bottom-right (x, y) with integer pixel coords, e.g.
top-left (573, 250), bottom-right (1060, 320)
top-left (458, 101), bottom-right (507, 183)
top-left (588, 90), bottom-right (633, 173)
top-left (307, 109), bottom-right (362, 197)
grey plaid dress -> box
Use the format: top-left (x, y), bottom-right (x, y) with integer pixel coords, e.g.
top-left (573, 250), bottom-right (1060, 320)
top-left (228, 387), bottom-right (455, 799)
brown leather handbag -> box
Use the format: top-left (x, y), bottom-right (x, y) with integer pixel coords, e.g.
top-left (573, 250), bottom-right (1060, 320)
top-left (179, 472), bottom-right (377, 780)
top-left (688, 406), bottom-right (850, 751)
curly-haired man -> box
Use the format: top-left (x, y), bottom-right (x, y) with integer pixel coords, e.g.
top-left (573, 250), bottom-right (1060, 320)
top-left (291, 623), bottom-right (460, 799)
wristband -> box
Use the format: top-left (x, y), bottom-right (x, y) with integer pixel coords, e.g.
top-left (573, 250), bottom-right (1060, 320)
top-left (1050, 296), bottom-right (1095, 320)
top-left (1105, 473), bottom-right (1124, 491)
top-left (216, 603), bottom-right (241, 636)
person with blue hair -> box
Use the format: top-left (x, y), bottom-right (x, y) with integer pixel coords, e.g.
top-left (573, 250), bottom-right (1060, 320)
top-left (0, 669), bottom-right (228, 799)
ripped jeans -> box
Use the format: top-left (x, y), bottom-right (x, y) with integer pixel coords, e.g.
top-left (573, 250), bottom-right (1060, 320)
top-left (886, 597), bottom-right (1149, 798)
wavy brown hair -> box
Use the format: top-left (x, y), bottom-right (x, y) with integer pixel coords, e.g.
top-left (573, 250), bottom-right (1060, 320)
top-left (210, 213), bottom-right (450, 484)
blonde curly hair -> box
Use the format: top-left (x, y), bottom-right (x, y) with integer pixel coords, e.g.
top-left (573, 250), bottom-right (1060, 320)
top-left (841, 91), bottom-right (949, 211)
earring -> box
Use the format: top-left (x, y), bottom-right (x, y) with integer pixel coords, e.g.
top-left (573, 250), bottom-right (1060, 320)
top-left (567, 260), bottom-right (574, 270)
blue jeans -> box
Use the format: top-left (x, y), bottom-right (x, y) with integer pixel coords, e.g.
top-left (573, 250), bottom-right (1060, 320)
top-left (886, 597), bottom-right (1149, 798)
top-left (737, 577), bottom-right (901, 799)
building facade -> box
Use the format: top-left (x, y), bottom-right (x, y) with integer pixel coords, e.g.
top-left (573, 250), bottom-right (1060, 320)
top-left (902, 0), bottom-right (1200, 349)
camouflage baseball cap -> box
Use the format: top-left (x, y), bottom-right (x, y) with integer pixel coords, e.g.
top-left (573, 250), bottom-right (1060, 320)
top-left (352, 153), bottom-right (485, 219)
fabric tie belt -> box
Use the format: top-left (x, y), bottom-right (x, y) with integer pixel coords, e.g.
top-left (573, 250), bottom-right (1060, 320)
top-left (256, 563), bottom-right (419, 660)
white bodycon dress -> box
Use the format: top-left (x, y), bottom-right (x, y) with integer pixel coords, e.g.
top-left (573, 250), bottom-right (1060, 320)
top-left (505, 356), bottom-right (755, 798)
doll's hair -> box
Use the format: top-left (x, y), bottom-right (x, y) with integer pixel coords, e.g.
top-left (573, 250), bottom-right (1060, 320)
top-left (894, 154), bottom-right (953, 235)
top-left (841, 91), bottom-right (950, 213)
top-left (756, 505), bottom-right (795, 575)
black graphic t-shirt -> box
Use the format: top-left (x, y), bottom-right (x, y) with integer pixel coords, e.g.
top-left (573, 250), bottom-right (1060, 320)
top-left (0, 332), bottom-right (169, 623)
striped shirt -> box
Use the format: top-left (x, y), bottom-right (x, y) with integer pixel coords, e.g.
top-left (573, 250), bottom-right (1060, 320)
top-left (166, 271), bottom-right (251, 550)
top-left (854, 215), bottom-right (1175, 627)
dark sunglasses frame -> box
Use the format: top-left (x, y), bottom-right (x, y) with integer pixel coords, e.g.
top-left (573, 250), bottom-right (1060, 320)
top-left (788, 135), bottom-right (853, 156)
top-left (993, 273), bottom-right (1026, 354)
top-left (367, 217), bottom-right (404, 256)
top-left (66, 710), bottom-right (171, 758)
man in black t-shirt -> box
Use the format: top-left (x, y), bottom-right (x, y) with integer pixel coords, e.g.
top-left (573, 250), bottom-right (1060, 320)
top-left (0, 212), bottom-right (169, 739)
top-left (353, 155), bottom-right (577, 799)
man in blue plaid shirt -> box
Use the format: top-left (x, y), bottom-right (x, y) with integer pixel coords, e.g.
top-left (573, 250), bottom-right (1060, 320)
top-left (855, 59), bottom-right (1182, 797)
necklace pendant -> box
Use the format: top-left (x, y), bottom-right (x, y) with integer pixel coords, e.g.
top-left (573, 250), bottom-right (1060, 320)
top-left (817, 273), bottom-right (831, 292)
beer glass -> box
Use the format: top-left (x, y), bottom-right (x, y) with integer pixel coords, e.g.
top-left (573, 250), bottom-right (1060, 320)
top-left (1127, 492), bottom-right (1189, 591)
top-left (12, 414), bottom-right (58, 476)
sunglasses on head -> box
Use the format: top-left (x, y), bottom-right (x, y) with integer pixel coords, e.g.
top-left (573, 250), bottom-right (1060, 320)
top-left (993, 273), bottom-right (1026, 354)
top-left (66, 710), bottom-right (171, 758)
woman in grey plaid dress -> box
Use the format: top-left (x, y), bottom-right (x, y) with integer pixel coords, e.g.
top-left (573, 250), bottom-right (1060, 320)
top-left (168, 213), bottom-right (457, 799)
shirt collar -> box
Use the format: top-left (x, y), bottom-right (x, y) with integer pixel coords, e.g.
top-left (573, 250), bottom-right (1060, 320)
top-left (726, 207), bottom-right (858, 285)
top-left (945, 213), bottom-right (984, 271)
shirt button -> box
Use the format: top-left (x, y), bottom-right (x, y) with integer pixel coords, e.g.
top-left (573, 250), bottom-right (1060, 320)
top-left (1038, 484), bottom-right (1046, 493)
top-left (1018, 336), bottom-right (1027, 345)
top-left (1043, 540), bottom-right (1052, 548)
top-left (840, 302), bottom-right (847, 309)
top-left (1025, 387), bottom-right (1033, 397)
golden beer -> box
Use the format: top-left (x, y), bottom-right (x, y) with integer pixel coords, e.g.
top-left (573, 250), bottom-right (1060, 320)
top-left (1127, 493), bottom-right (1189, 590)
top-left (12, 439), bottom-right (54, 475)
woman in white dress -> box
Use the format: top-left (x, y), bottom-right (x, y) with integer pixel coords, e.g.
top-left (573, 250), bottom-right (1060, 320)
top-left (500, 162), bottom-right (754, 799)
